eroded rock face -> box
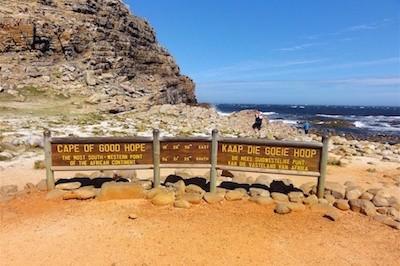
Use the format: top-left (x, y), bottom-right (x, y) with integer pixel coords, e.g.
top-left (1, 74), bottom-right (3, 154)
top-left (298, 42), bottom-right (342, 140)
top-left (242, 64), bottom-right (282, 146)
top-left (0, 0), bottom-right (196, 112)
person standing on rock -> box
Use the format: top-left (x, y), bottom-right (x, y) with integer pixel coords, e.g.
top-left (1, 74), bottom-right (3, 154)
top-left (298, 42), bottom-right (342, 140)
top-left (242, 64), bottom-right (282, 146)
top-left (303, 121), bottom-right (310, 134)
top-left (252, 111), bottom-right (263, 131)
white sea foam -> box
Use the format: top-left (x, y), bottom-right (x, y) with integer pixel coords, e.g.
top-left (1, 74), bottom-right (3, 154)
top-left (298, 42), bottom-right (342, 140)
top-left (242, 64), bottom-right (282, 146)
top-left (262, 112), bottom-right (277, 116)
top-left (316, 114), bottom-right (342, 118)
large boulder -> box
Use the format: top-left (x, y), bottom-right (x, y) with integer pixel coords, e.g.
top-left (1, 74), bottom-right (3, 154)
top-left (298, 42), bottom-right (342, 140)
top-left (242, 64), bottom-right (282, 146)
top-left (97, 182), bottom-right (145, 201)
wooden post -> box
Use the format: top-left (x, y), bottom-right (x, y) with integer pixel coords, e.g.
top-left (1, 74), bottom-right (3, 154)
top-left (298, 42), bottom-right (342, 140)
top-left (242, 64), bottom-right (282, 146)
top-left (317, 135), bottom-right (329, 198)
top-left (43, 129), bottom-right (55, 190)
top-left (152, 129), bottom-right (161, 188)
top-left (210, 129), bottom-right (218, 193)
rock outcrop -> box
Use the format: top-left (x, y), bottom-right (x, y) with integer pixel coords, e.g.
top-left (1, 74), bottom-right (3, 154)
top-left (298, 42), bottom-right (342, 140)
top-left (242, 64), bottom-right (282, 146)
top-left (0, 0), bottom-right (196, 112)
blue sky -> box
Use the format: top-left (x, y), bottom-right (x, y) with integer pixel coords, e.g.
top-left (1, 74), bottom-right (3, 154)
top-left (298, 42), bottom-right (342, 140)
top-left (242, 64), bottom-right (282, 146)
top-left (127, 0), bottom-right (400, 106)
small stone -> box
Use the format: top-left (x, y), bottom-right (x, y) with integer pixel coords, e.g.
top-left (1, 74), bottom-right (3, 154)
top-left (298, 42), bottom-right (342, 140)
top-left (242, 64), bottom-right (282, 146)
top-left (250, 196), bottom-right (274, 205)
top-left (24, 183), bottom-right (36, 193)
top-left (174, 199), bottom-right (191, 208)
top-left (75, 187), bottom-right (96, 200)
top-left (221, 169), bottom-right (234, 178)
top-left (360, 199), bottom-right (376, 216)
top-left (324, 209), bottom-right (340, 221)
top-left (325, 194), bottom-right (336, 205)
top-left (151, 191), bottom-right (175, 206)
top-left (146, 187), bottom-right (167, 199)
top-left (0, 185), bottom-right (18, 196)
top-left (303, 195), bottom-right (319, 205)
top-left (288, 191), bottom-right (304, 203)
top-left (55, 182), bottom-right (81, 190)
top-left (349, 199), bottom-right (362, 212)
top-left (45, 189), bottom-right (66, 200)
top-left (360, 192), bottom-right (374, 201)
top-left (185, 184), bottom-right (205, 196)
top-left (249, 187), bottom-right (270, 198)
top-left (128, 213), bottom-right (138, 220)
top-left (300, 182), bottom-right (316, 195)
top-left (274, 203), bottom-right (291, 214)
top-left (288, 202), bottom-right (306, 212)
top-left (255, 175), bottom-right (273, 186)
top-left (33, 160), bottom-right (46, 169)
top-left (325, 182), bottom-right (346, 199)
top-left (383, 219), bottom-right (400, 230)
top-left (85, 71), bottom-right (97, 86)
top-left (225, 190), bottom-right (244, 201)
top-left (0, 151), bottom-right (13, 161)
top-left (182, 193), bottom-right (202, 204)
top-left (63, 191), bottom-right (79, 200)
top-left (203, 192), bottom-right (224, 204)
top-left (318, 198), bottom-right (329, 205)
top-left (334, 199), bottom-right (350, 211)
top-left (345, 188), bottom-right (362, 200)
top-left (271, 192), bottom-right (289, 202)
top-left (372, 195), bottom-right (390, 207)
top-left (36, 179), bottom-right (48, 191)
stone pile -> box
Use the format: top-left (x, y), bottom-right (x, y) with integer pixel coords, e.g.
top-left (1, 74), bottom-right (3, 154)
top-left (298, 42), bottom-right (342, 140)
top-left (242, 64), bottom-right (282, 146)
top-left (4, 169), bottom-right (398, 230)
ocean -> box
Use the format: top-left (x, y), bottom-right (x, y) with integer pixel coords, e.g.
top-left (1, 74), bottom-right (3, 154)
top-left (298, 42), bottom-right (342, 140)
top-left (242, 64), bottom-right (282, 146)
top-left (215, 104), bottom-right (400, 143)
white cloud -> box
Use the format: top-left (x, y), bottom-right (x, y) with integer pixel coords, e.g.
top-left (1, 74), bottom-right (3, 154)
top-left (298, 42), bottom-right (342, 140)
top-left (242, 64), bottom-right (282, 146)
top-left (275, 42), bottom-right (325, 52)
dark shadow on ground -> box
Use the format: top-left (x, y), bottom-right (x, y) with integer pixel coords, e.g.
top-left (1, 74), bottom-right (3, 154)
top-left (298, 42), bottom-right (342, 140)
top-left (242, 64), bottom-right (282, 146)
top-left (55, 177), bottom-right (129, 189)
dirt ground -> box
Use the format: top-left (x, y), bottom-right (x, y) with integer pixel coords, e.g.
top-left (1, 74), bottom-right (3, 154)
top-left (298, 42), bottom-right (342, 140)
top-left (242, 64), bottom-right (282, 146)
top-left (1, 156), bottom-right (400, 265)
top-left (1, 192), bottom-right (400, 266)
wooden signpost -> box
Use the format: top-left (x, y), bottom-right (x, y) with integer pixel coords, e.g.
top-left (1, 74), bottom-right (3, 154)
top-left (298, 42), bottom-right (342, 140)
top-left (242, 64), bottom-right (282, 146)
top-left (44, 129), bottom-right (329, 197)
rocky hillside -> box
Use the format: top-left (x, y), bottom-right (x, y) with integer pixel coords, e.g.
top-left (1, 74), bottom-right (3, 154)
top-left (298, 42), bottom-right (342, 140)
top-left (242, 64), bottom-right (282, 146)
top-left (0, 0), bottom-right (196, 113)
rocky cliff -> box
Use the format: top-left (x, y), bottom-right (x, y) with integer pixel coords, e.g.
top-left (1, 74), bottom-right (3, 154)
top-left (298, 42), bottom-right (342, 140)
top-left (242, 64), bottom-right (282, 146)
top-left (0, 0), bottom-right (196, 112)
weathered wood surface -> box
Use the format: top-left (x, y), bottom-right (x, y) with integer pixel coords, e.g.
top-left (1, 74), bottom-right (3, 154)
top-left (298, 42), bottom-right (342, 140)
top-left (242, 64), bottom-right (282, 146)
top-left (217, 141), bottom-right (322, 173)
top-left (51, 142), bottom-right (153, 167)
top-left (160, 141), bottom-right (211, 164)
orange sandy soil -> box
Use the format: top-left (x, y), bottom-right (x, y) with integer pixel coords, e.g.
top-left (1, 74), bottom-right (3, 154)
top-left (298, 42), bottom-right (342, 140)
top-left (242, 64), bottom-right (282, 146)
top-left (1, 193), bottom-right (400, 266)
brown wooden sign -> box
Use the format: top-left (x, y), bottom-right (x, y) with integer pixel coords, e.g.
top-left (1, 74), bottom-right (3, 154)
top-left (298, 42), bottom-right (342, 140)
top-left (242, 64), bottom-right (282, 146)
top-left (160, 141), bottom-right (211, 164)
top-left (217, 141), bottom-right (322, 172)
top-left (51, 141), bottom-right (153, 167)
